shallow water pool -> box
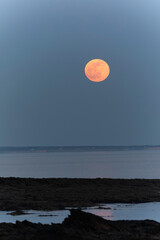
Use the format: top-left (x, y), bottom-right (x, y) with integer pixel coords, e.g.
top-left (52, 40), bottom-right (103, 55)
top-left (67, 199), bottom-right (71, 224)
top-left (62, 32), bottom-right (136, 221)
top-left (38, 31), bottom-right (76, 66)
top-left (1, 202), bottom-right (160, 224)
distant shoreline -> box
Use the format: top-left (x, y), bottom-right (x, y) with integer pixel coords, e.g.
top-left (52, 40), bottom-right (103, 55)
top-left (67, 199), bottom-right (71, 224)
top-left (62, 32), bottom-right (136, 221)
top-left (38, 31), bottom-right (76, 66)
top-left (0, 145), bottom-right (160, 153)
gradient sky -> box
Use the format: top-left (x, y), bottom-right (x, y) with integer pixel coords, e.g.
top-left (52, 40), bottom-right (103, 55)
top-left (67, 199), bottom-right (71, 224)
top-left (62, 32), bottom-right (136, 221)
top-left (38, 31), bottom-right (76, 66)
top-left (0, 0), bottom-right (160, 146)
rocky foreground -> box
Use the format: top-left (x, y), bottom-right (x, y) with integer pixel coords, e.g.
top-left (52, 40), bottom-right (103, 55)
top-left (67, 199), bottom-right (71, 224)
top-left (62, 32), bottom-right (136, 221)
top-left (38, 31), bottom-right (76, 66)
top-left (0, 178), bottom-right (160, 239)
top-left (0, 178), bottom-right (160, 210)
top-left (0, 209), bottom-right (160, 240)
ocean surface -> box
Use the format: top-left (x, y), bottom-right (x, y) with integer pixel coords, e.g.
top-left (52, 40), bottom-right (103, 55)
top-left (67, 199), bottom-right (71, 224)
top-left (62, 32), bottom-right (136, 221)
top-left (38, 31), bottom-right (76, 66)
top-left (0, 149), bottom-right (160, 178)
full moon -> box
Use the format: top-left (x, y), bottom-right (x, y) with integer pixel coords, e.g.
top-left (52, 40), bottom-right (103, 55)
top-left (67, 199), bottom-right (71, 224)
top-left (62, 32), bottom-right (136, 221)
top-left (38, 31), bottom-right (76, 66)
top-left (85, 59), bottom-right (110, 82)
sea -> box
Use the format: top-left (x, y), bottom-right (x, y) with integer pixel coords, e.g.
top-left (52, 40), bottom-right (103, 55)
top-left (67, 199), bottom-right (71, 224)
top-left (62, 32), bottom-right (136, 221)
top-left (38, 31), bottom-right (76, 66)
top-left (0, 146), bottom-right (159, 178)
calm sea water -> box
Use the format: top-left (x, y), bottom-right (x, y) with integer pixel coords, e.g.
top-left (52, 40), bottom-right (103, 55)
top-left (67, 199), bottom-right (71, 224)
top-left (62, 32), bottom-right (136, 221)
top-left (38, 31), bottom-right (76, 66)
top-left (0, 150), bottom-right (160, 178)
top-left (2, 202), bottom-right (160, 224)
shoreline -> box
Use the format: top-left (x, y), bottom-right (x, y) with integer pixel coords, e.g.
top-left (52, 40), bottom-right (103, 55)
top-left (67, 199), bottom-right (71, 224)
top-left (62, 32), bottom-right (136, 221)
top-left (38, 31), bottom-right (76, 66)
top-left (0, 177), bottom-right (160, 210)
top-left (0, 177), bottom-right (160, 239)
top-left (0, 209), bottom-right (160, 240)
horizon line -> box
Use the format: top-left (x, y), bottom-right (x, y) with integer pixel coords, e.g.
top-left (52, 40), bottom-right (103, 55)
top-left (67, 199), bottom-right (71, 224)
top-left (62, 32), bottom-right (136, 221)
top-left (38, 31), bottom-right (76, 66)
top-left (0, 145), bottom-right (160, 148)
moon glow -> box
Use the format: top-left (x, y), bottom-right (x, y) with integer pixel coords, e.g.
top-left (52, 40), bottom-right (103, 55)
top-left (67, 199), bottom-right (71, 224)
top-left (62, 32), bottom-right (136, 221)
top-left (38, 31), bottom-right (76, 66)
top-left (85, 59), bottom-right (110, 82)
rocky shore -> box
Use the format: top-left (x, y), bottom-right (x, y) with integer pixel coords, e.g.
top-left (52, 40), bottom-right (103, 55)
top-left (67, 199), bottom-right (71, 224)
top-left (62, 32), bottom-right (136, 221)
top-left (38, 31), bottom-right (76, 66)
top-left (0, 209), bottom-right (160, 240)
top-left (0, 178), bottom-right (160, 210)
top-left (0, 178), bottom-right (160, 239)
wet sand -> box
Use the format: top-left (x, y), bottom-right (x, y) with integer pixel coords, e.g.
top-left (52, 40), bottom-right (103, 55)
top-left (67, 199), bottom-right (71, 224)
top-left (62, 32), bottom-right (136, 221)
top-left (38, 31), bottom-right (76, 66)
top-left (0, 178), bottom-right (160, 210)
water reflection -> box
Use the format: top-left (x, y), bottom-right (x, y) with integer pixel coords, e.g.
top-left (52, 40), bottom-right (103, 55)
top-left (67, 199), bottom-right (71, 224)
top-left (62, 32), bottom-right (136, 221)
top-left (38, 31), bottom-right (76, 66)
top-left (1, 202), bottom-right (160, 224)
top-left (84, 206), bottom-right (114, 220)
top-left (86, 203), bottom-right (160, 222)
top-left (0, 210), bottom-right (70, 224)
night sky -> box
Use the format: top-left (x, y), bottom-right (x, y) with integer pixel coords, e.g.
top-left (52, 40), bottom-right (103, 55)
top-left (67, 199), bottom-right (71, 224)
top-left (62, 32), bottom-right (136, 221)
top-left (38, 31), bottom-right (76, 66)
top-left (0, 0), bottom-right (160, 146)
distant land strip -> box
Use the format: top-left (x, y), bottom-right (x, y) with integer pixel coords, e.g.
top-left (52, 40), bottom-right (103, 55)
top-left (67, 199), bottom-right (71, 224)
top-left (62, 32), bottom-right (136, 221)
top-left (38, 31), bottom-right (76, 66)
top-left (0, 145), bottom-right (160, 153)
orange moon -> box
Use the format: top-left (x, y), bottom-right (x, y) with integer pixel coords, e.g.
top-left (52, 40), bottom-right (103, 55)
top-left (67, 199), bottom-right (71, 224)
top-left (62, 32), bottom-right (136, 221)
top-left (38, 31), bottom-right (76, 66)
top-left (85, 59), bottom-right (110, 82)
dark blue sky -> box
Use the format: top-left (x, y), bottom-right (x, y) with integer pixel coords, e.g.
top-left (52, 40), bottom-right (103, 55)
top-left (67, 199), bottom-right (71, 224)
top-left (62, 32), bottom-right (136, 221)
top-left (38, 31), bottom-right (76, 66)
top-left (0, 0), bottom-right (160, 146)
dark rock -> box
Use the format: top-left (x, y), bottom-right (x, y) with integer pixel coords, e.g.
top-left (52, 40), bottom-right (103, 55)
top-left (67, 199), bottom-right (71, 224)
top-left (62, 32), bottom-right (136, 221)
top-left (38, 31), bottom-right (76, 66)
top-left (0, 178), bottom-right (160, 211)
top-left (7, 210), bottom-right (28, 216)
top-left (38, 214), bottom-right (57, 217)
top-left (97, 206), bottom-right (111, 209)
